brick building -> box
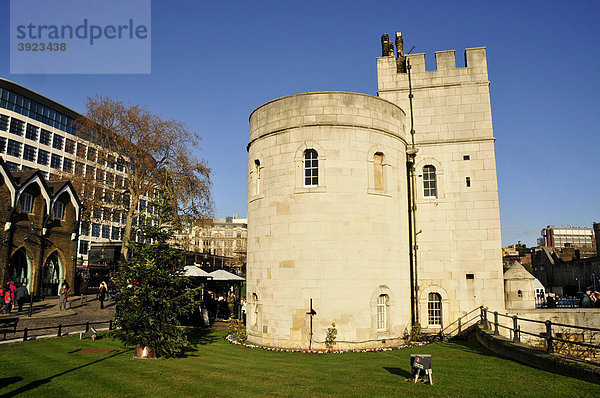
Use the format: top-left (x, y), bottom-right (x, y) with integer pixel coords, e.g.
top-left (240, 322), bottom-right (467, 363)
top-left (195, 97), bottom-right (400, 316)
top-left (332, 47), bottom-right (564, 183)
top-left (0, 157), bottom-right (81, 296)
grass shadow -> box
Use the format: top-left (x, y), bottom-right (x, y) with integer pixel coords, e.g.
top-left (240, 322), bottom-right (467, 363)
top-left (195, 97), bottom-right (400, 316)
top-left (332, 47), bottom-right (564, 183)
top-left (444, 333), bottom-right (497, 357)
top-left (186, 328), bottom-right (220, 346)
top-left (383, 367), bottom-right (413, 378)
top-left (0, 348), bottom-right (133, 397)
top-left (0, 376), bottom-right (23, 389)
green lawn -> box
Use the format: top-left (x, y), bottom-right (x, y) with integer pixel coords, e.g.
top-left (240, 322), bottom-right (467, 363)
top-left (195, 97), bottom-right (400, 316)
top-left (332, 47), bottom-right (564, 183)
top-left (0, 330), bottom-right (598, 397)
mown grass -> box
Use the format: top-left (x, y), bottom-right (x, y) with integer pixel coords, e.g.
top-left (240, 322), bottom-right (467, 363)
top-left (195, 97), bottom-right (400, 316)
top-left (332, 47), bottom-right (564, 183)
top-left (0, 330), bottom-right (598, 397)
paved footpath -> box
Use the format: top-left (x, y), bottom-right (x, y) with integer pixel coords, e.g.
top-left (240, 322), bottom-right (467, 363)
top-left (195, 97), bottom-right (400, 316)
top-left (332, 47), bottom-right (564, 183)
top-left (0, 296), bottom-right (116, 343)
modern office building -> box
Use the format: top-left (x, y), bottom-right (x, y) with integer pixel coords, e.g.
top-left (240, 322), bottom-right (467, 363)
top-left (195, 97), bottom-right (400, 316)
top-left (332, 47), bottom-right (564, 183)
top-left (0, 78), bottom-right (130, 264)
top-left (538, 225), bottom-right (595, 249)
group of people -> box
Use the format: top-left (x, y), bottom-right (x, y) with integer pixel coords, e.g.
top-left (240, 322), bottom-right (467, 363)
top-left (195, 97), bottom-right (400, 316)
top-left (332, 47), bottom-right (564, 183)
top-left (545, 289), bottom-right (600, 308)
top-left (204, 290), bottom-right (244, 321)
top-left (0, 281), bottom-right (29, 313)
top-left (580, 288), bottom-right (600, 308)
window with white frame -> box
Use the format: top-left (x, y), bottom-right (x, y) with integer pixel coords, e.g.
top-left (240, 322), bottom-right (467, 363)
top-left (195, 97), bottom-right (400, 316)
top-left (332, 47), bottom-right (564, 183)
top-left (427, 292), bottom-right (442, 326)
top-left (20, 193), bottom-right (34, 213)
top-left (304, 149), bottom-right (318, 186)
top-left (53, 201), bottom-right (65, 220)
top-left (423, 165), bottom-right (437, 198)
top-left (377, 294), bottom-right (388, 330)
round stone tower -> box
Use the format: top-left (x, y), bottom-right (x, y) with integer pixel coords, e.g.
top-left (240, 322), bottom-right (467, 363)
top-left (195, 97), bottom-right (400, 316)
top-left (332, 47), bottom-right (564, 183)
top-left (246, 91), bottom-right (411, 349)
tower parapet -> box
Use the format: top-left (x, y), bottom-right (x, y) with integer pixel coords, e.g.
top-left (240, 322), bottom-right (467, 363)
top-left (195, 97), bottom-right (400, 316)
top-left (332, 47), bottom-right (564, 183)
top-left (378, 47), bottom-right (489, 93)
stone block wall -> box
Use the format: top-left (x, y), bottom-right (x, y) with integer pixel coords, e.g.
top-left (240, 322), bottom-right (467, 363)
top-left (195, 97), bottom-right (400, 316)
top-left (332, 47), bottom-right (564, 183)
top-left (378, 47), bottom-right (505, 330)
top-left (247, 92), bottom-right (412, 349)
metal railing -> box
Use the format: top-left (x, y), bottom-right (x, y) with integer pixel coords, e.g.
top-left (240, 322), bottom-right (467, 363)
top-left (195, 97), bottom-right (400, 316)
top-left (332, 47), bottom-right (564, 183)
top-left (0, 320), bottom-right (113, 342)
top-left (480, 307), bottom-right (600, 356)
top-left (437, 306), bottom-right (481, 340)
top-left (535, 297), bottom-right (580, 309)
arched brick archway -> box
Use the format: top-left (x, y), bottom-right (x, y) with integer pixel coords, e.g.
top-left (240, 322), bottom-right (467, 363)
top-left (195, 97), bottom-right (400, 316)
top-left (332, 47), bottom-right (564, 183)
top-left (7, 248), bottom-right (33, 291)
top-left (42, 250), bottom-right (66, 296)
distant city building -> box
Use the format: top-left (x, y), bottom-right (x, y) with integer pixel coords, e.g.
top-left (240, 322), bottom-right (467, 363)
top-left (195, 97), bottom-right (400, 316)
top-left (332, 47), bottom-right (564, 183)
top-left (538, 225), bottom-right (595, 249)
top-left (531, 223), bottom-right (600, 296)
top-left (173, 216), bottom-right (247, 268)
top-left (502, 241), bottom-right (532, 269)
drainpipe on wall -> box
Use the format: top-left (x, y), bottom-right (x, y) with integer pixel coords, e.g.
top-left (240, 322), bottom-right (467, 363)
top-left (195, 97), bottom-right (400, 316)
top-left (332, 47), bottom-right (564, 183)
top-left (405, 54), bottom-right (420, 327)
top-left (3, 207), bottom-right (16, 286)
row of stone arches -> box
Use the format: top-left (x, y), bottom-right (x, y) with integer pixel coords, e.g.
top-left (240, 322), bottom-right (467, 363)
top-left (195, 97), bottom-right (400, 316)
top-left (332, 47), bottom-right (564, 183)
top-left (6, 248), bottom-right (64, 296)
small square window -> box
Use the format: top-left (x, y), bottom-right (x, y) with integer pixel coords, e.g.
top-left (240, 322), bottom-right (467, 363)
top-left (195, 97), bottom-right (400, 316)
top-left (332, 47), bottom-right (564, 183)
top-left (463, 155), bottom-right (470, 160)
top-left (466, 273), bottom-right (474, 279)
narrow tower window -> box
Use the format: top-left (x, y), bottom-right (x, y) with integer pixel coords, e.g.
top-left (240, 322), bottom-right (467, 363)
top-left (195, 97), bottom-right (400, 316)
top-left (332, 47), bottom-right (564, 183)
top-left (377, 294), bottom-right (388, 330)
top-left (254, 159), bottom-right (261, 195)
top-left (304, 149), bottom-right (318, 186)
top-left (423, 165), bottom-right (437, 197)
top-left (373, 152), bottom-right (384, 191)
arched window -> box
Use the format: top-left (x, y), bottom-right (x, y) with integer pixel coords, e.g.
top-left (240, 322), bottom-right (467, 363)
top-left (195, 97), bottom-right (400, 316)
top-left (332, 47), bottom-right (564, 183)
top-left (304, 149), bottom-right (318, 186)
top-left (252, 293), bottom-right (259, 328)
top-left (373, 152), bottom-right (384, 191)
top-left (377, 294), bottom-right (388, 330)
top-left (423, 165), bottom-right (437, 197)
top-left (427, 292), bottom-right (442, 326)
top-left (254, 159), bottom-right (261, 195)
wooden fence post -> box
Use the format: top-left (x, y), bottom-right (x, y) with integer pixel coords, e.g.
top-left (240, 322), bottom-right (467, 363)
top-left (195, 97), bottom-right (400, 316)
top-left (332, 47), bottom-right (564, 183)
top-left (512, 316), bottom-right (520, 343)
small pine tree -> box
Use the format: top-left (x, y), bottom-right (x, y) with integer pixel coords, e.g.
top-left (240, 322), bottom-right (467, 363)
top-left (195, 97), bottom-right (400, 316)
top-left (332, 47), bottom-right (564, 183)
top-left (113, 186), bottom-right (199, 358)
top-left (325, 323), bottom-right (338, 351)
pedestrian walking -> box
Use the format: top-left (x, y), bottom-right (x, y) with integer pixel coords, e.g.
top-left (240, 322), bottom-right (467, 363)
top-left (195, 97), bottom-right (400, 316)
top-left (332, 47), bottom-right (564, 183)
top-left (9, 281), bottom-right (16, 311)
top-left (241, 298), bottom-right (247, 325)
top-left (227, 291), bottom-right (236, 318)
top-left (15, 283), bottom-right (28, 312)
top-left (3, 286), bottom-right (12, 314)
top-left (59, 282), bottom-right (69, 310)
top-left (98, 281), bottom-right (107, 309)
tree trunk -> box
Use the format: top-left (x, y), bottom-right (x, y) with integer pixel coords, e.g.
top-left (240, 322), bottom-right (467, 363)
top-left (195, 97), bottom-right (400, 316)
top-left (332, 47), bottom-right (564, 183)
top-left (134, 345), bottom-right (157, 359)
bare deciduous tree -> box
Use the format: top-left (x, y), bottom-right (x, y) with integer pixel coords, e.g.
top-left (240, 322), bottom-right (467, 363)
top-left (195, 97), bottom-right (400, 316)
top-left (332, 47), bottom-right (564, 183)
top-left (76, 95), bottom-right (212, 258)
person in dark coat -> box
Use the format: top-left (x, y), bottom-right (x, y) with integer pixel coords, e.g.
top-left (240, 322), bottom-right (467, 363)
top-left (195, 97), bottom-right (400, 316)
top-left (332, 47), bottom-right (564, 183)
top-left (98, 281), bottom-right (107, 309)
top-left (15, 283), bottom-right (28, 312)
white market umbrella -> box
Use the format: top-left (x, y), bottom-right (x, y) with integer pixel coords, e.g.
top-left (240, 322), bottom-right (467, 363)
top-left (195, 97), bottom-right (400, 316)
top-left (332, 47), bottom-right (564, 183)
top-left (208, 269), bottom-right (245, 281)
top-left (184, 265), bottom-right (211, 277)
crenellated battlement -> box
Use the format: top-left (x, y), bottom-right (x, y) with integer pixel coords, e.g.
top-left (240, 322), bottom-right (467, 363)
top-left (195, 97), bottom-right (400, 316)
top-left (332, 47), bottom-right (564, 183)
top-left (396, 47), bottom-right (487, 73)
top-left (377, 33), bottom-right (489, 93)
top-left (376, 32), bottom-right (494, 144)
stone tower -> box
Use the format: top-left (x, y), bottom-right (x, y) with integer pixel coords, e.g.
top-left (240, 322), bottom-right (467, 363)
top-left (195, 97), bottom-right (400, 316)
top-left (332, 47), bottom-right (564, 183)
top-left (377, 32), bottom-right (505, 330)
top-left (246, 92), bottom-right (412, 349)
top-left (245, 32), bottom-right (506, 349)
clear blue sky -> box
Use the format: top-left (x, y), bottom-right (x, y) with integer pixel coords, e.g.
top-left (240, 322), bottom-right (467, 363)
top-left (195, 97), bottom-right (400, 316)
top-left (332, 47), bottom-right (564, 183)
top-left (1, 0), bottom-right (598, 247)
